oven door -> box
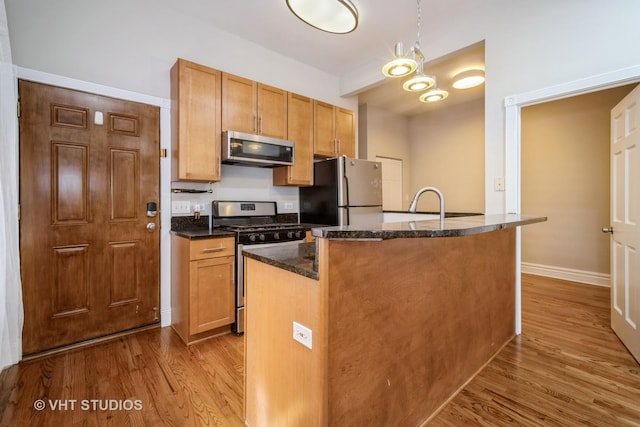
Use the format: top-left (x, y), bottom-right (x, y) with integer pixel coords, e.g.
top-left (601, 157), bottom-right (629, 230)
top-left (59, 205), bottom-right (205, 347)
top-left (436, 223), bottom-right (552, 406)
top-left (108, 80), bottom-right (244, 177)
top-left (235, 239), bottom-right (303, 334)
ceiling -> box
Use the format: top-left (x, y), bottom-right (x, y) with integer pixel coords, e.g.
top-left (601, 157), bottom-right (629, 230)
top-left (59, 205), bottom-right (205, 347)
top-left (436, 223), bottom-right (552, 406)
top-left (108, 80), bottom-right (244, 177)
top-left (178, 0), bottom-right (485, 116)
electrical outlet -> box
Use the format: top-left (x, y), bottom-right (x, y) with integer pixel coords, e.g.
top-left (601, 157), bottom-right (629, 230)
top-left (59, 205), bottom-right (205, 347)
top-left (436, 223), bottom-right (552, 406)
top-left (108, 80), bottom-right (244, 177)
top-left (293, 321), bottom-right (312, 349)
top-left (172, 201), bottom-right (191, 214)
top-left (284, 202), bottom-right (294, 210)
top-left (494, 177), bottom-right (505, 191)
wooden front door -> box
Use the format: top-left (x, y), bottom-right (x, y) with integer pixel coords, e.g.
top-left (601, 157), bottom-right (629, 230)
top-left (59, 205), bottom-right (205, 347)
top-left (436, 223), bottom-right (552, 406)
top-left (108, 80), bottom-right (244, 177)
top-left (19, 80), bottom-right (160, 355)
top-left (609, 83), bottom-right (640, 363)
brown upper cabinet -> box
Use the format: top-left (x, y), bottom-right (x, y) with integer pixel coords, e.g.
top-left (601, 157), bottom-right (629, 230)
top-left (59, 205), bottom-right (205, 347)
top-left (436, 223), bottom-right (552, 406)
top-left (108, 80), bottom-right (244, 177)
top-left (273, 92), bottom-right (314, 186)
top-left (170, 59), bottom-right (222, 182)
top-left (222, 73), bottom-right (288, 139)
top-left (314, 100), bottom-right (355, 158)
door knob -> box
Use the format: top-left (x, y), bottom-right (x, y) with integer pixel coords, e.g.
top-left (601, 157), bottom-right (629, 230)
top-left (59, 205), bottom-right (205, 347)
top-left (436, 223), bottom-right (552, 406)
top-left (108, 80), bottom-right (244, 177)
top-left (602, 227), bottom-right (614, 234)
top-left (146, 222), bottom-right (157, 232)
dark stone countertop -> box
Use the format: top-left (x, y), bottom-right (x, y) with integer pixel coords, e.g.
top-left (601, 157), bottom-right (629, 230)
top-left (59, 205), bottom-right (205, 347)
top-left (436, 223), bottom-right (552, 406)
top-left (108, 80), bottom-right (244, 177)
top-left (242, 214), bottom-right (546, 280)
top-left (312, 214), bottom-right (546, 240)
top-left (242, 241), bottom-right (318, 280)
top-left (171, 229), bottom-right (236, 239)
top-left (383, 210), bottom-right (482, 218)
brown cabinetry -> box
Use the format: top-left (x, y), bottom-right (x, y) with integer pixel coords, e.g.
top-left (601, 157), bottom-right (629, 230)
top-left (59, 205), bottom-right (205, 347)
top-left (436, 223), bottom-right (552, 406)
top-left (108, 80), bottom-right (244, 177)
top-left (222, 73), bottom-right (288, 139)
top-left (171, 235), bottom-right (235, 344)
top-left (273, 92), bottom-right (314, 186)
top-left (313, 100), bottom-right (355, 158)
top-left (170, 58), bottom-right (222, 182)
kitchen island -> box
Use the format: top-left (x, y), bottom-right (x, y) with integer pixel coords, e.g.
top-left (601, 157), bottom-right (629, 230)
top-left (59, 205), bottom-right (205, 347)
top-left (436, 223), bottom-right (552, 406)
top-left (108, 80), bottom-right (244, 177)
top-left (242, 214), bottom-right (546, 427)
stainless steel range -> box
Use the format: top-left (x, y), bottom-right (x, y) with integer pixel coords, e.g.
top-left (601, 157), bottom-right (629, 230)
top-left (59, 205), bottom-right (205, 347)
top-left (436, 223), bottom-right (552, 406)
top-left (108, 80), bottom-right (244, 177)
top-left (212, 201), bottom-right (306, 334)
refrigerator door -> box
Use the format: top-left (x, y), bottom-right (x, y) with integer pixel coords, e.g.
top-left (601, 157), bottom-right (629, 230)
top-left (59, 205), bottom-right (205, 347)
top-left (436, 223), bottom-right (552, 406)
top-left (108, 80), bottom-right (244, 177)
top-left (339, 157), bottom-right (383, 207)
top-left (339, 206), bottom-right (384, 227)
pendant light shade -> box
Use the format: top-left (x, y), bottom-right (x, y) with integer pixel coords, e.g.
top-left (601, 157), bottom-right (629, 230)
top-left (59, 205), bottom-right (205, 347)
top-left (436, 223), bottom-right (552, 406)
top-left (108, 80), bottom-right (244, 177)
top-left (402, 61), bottom-right (435, 92)
top-left (382, 42), bottom-right (418, 77)
top-left (286, 0), bottom-right (359, 34)
top-left (419, 88), bottom-right (449, 103)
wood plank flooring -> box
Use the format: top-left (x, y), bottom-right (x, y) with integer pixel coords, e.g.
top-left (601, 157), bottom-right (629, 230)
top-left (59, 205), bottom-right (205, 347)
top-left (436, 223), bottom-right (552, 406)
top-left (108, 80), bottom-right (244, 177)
top-left (0, 327), bottom-right (245, 426)
top-left (430, 274), bottom-right (640, 426)
top-left (1, 274), bottom-right (639, 426)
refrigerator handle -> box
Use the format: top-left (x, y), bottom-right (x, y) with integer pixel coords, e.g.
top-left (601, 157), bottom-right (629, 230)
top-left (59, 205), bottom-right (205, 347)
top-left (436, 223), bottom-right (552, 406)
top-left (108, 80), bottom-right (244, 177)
top-left (343, 174), bottom-right (350, 225)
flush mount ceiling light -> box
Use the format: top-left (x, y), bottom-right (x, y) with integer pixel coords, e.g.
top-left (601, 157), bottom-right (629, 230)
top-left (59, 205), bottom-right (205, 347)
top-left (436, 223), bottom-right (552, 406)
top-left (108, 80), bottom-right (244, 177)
top-left (402, 61), bottom-right (435, 92)
top-left (452, 69), bottom-right (485, 89)
top-left (286, 0), bottom-right (359, 34)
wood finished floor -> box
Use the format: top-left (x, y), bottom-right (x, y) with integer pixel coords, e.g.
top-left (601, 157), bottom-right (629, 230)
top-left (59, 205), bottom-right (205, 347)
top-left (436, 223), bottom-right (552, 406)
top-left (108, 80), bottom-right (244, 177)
top-left (1, 274), bottom-right (639, 426)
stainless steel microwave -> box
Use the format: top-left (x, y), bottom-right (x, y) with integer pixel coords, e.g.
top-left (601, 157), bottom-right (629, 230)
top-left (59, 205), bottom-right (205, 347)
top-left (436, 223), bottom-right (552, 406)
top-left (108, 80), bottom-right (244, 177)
top-left (222, 130), bottom-right (294, 167)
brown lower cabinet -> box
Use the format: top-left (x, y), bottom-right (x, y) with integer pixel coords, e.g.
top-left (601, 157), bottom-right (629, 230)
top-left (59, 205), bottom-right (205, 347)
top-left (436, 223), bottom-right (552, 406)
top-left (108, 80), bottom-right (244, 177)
top-left (171, 235), bottom-right (235, 344)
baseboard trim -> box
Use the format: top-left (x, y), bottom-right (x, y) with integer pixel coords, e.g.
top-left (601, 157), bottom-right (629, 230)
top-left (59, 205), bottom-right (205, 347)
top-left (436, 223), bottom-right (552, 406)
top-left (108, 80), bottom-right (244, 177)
top-left (521, 262), bottom-right (610, 287)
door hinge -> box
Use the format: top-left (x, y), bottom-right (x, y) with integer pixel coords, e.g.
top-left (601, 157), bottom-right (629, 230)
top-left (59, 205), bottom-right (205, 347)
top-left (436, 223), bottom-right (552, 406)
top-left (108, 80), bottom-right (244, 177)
top-left (160, 148), bottom-right (167, 158)
top-left (17, 101), bottom-right (21, 118)
top-left (17, 204), bottom-right (20, 221)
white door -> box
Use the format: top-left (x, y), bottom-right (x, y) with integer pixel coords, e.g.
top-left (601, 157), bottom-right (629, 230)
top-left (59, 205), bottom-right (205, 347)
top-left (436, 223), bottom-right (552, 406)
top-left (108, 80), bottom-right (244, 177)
top-left (376, 156), bottom-right (403, 210)
top-left (609, 84), bottom-right (640, 363)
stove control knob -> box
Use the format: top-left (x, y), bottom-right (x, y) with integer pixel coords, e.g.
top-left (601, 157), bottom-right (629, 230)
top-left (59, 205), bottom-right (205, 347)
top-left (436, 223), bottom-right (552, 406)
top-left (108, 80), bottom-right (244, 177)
top-left (259, 234), bottom-right (266, 241)
top-left (273, 232), bottom-right (280, 240)
top-left (249, 234), bottom-right (256, 242)
top-left (287, 231), bottom-right (294, 239)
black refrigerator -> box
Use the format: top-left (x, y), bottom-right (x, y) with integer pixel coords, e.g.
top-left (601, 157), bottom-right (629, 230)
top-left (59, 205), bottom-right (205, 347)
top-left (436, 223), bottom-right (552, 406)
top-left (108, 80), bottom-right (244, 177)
top-left (299, 156), bottom-right (383, 226)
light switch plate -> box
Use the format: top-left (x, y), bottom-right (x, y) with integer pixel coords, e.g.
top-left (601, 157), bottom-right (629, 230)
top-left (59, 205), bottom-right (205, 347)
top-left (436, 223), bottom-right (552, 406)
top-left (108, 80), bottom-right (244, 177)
top-left (293, 321), bottom-right (312, 349)
top-left (172, 201), bottom-right (191, 214)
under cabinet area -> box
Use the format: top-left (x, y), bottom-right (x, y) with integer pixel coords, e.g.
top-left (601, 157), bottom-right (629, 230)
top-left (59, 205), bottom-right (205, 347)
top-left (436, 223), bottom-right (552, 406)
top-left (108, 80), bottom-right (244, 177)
top-left (170, 58), bottom-right (222, 182)
top-left (171, 235), bottom-right (235, 344)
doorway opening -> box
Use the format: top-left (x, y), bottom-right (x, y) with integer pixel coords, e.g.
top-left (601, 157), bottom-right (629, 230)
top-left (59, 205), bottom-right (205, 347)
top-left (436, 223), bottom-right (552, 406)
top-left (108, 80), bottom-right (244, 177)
top-left (505, 65), bottom-right (640, 334)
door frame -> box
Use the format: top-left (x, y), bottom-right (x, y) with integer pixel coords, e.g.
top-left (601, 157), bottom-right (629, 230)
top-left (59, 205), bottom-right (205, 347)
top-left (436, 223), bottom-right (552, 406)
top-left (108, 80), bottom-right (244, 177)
top-left (505, 64), bottom-right (640, 334)
top-left (17, 67), bottom-right (173, 327)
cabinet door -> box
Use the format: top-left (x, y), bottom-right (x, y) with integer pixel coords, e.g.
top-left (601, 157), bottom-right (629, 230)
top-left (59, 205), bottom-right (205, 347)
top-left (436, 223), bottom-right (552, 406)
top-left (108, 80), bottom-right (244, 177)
top-left (171, 59), bottom-right (222, 181)
top-left (189, 255), bottom-right (235, 334)
top-left (222, 73), bottom-right (257, 134)
top-left (273, 92), bottom-right (313, 186)
top-left (335, 107), bottom-right (355, 158)
top-left (257, 83), bottom-right (288, 139)
top-left (314, 100), bottom-right (336, 157)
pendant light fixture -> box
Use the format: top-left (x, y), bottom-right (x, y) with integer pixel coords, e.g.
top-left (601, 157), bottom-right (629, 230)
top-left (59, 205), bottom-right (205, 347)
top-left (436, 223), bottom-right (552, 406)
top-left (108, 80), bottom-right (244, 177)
top-left (382, 0), bottom-right (425, 78)
top-left (402, 60), bottom-right (435, 92)
top-left (286, 0), bottom-right (359, 34)
top-left (382, 0), bottom-right (447, 103)
top-left (419, 88), bottom-right (449, 103)
top-left (382, 42), bottom-right (418, 78)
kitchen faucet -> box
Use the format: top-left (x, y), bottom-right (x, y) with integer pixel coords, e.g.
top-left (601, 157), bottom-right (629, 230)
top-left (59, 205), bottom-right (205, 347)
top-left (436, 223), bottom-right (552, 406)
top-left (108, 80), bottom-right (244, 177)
top-left (408, 187), bottom-right (445, 219)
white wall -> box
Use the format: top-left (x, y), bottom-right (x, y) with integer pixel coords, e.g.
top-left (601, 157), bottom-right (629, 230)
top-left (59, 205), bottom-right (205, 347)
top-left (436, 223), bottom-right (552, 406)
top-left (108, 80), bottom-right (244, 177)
top-left (342, 0), bottom-right (640, 214)
top-left (408, 98), bottom-right (485, 213)
top-left (521, 86), bottom-right (634, 280)
top-left (4, 0), bottom-right (356, 110)
top-left (359, 104), bottom-right (412, 209)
